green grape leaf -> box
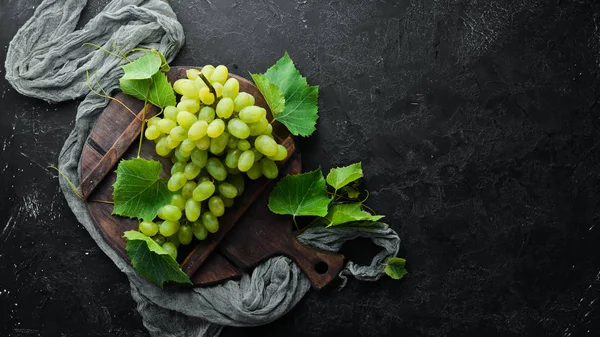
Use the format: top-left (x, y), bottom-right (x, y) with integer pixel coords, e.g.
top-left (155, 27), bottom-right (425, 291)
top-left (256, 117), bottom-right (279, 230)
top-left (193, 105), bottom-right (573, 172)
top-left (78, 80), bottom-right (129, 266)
top-left (324, 203), bottom-right (384, 227)
top-left (326, 162), bottom-right (363, 191)
top-left (268, 169), bottom-right (331, 220)
top-left (121, 52), bottom-right (162, 80)
top-left (113, 158), bottom-right (172, 221)
top-left (384, 257), bottom-right (408, 280)
top-left (152, 49), bottom-right (171, 72)
top-left (250, 73), bottom-right (285, 115)
top-left (263, 52), bottom-right (319, 137)
top-left (344, 186), bottom-right (361, 199)
top-left (120, 71), bottom-right (176, 108)
top-left (123, 231), bottom-right (191, 287)
top-left (147, 71), bottom-right (176, 108)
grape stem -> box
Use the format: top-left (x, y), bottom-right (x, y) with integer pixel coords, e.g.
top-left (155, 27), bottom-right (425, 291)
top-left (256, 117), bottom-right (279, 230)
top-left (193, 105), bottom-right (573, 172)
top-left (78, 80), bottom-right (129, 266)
top-left (86, 70), bottom-right (142, 121)
top-left (198, 73), bottom-right (217, 97)
top-left (83, 40), bottom-right (131, 63)
top-left (48, 166), bottom-right (83, 199)
top-left (90, 199), bottom-right (114, 204)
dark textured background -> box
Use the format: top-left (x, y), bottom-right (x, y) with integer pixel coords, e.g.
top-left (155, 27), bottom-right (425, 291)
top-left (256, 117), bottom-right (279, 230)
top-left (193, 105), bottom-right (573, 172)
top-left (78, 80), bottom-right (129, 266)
top-left (2, 0), bottom-right (600, 336)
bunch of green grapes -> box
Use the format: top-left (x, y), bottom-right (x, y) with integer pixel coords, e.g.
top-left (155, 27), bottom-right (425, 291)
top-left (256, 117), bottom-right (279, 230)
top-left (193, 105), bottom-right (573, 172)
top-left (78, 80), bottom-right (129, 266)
top-left (137, 65), bottom-right (288, 260)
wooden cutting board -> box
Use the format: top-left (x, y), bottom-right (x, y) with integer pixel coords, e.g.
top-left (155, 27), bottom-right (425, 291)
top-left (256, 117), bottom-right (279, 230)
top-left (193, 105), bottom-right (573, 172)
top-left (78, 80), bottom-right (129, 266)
top-left (79, 67), bottom-right (344, 289)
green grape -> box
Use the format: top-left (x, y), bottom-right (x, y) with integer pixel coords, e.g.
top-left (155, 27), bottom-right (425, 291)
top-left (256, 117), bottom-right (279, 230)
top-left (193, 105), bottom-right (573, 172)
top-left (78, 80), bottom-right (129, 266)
top-left (197, 175), bottom-right (210, 183)
top-left (228, 173), bottom-right (245, 195)
top-left (181, 181), bottom-right (197, 199)
top-left (238, 150), bottom-right (255, 172)
top-left (239, 106), bottom-right (266, 124)
top-left (202, 212), bottom-right (220, 233)
top-left (206, 157), bottom-right (227, 181)
top-left (173, 79), bottom-right (200, 99)
top-left (147, 116), bottom-right (161, 127)
top-left (173, 147), bottom-right (190, 162)
top-left (227, 118), bottom-right (251, 139)
top-left (191, 221), bottom-right (208, 240)
top-left (251, 148), bottom-right (263, 161)
top-left (208, 196), bottom-right (225, 217)
top-left (162, 242), bottom-right (178, 259)
top-left (237, 139), bottom-right (251, 151)
top-left (198, 106), bottom-right (215, 122)
top-left (178, 224), bottom-right (193, 245)
top-left (177, 111), bottom-right (197, 129)
top-left (139, 220), bottom-right (158, 236)
top-left (234, 92), bottom-right (255, 112)
top-left (207, 119), bottom-right (225, 138)
top-left (164, 106), bottom-right (178, 121)
top-left (248, 117), bottom-right (269, 136)
top-left (159, 220), bottom-right (180, 237)
top-left (225, 148), bottom-right (243, 168)
top-left (167, 172), bottom-right (187, 191)
top-left (168, 233), bottom-right (180, 247)
top-left (226, 166), bottom-right (241, 175)
top-left (184, 162), bottom-right (201, 180)
top-left (165, 135), bottom-right (181, 150)
top-left (216, 97), bottom-right (234, 119)
top-left (177, 144), bottom-right (192, 156)
top-left (209, 132), bottom-right (229, 155)
top-left (177, 98), bottom-right (200, 113)
top-left (212, 82), bottom-right (223, 98)
top-left (158, 205), bottom-right (182, 221)
top-left (223, 78), bottom-right (240, 99)
top-left (193, 180), bottom-right (215, 201)
top-left (177, 147), bottom-right (193, 160)
top-left (262, 123), bottom-right (273, 135)
top-left (180, 138), bottom-right (196, 153)
top-left (260, 158), bottom-right (279, 179)
top-left (201, 65), bottom-right (215, 78)
top-left (195, 136), bottom-right (211, 150)
top-left (199, 87), bottom-right (215, 105)
top-left (158, 118), bottom-right (177, 133)
top-left (227, 137), bottom-right (238, 149)
top-left (221, 196), bottom-right (234, 208)
top-left (254, 135), bottom-right (278, 157)
top-left (267, 144), bottom-right (288, 161)
top-left (246, 162), bottom-right (262, 180)
top-left (186, 68), bottom-right (201, 81)
top-left (188, 120), bottom-right (209, 141)
top-left (169, 126), bottom-right (187, 142)
top-left (185, 199), bottom-right (201, 222)
top-left (145, 125), bottom-right (161, 140)
top-left (210, 65), bottom-right (229, 84)
top-left (190, 148), bottom-right (208, 168)
top-left (152, 234), bottom-right (166, 246)
top-left (218, 182), bottom-right (238, 199)
top-left (155, 137), bottom-right (171, 157)
top-left (170, 194), bottom-right (186, 210)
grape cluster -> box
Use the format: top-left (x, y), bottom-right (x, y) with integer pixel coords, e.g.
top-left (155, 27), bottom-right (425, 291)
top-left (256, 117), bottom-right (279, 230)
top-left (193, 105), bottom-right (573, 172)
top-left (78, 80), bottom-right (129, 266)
top-left (138, 65), bottom-right (287, 260)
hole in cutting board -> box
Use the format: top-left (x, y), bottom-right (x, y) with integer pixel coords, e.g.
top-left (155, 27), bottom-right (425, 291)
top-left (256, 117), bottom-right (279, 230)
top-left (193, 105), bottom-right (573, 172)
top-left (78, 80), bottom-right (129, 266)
top-left (314, 261), bottom-right (328, 274)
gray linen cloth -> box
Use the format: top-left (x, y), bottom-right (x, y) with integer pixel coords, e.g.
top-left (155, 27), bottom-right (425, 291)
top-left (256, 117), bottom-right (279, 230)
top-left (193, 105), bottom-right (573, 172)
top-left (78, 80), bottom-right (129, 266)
top-left (5, 0), bottom-right (401, 336)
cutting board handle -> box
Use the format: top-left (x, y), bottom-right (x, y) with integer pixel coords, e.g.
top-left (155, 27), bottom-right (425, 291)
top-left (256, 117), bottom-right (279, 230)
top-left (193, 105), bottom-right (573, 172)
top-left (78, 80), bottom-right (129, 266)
top-left (283, 237), bottom-right (344, 289)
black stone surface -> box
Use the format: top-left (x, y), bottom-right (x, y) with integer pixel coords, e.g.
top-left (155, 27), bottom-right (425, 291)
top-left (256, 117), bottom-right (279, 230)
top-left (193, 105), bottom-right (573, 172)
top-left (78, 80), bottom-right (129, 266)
top-left (2, 0), bottom-right (600, 336)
